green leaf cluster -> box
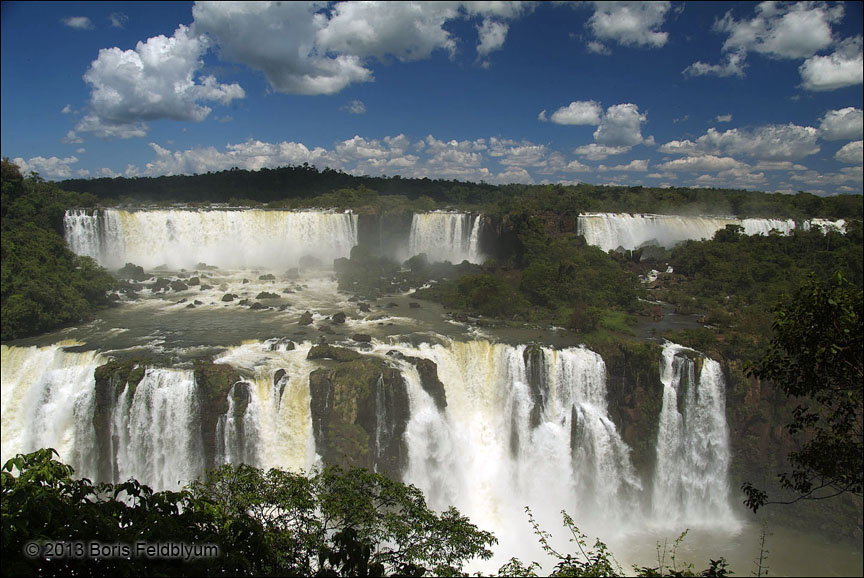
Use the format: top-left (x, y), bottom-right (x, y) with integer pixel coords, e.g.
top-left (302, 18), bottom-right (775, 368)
top-left (2, 449), bottom-right (496, 577)
top-left (743, 272), bottom-right (863, 511)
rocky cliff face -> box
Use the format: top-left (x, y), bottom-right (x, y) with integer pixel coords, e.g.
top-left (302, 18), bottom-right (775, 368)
top-left (307, 346), bottom-right (410, 478)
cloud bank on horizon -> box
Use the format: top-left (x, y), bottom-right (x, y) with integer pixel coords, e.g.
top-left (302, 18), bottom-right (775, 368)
top-left (2, 1), bottom-right (862, 196)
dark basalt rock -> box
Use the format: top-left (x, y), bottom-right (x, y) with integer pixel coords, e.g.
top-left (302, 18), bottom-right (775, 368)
top-left (170, 280), bottom-right (189, 292)
top-left (256, 291), bottom-right (280, 299)
top-left (307, 344), bottom-right (361, 361)
top-left (221, 293), bottom-right (236, 302)
top-left (308, 356), bottom-right (410, 477)
top-left (331, 312), bottom-right (347, 324)
top-left (352, 333), bottom-right (372, 343)
top-left (299, 311), bottom-right (314, 325)
top-left (151, 277), bottom-right (171, 292)
top-left (258, 274), bottom-right (276, 281)
top-left (92, 358), bottom-right (151, 483)
top-left (386, 350), bottom-right (447, 411)
top-left (194, 361), bottom-right (245, 471)
top-left (116, 262), bottom-right (150, 282)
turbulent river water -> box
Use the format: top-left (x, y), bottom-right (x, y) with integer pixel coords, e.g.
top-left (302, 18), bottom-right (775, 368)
top-left (1, 209), bottom-right (860, 575)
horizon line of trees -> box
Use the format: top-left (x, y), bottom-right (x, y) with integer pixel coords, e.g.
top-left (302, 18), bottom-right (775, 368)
top-left (57, 163), bottom-right (863, 220)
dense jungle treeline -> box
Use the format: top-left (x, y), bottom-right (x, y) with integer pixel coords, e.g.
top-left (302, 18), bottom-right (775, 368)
top-left (59, 163), bottom-right (863, 219)
top-left (1, 160), bottom-right (114, 340)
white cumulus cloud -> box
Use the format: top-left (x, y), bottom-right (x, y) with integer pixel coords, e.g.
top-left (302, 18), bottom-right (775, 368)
top-left (62, 16), bottom-right (94, 30)
top-left (13, 155), bottom-right (80, 179)
top-left (835, 141), bottom-right (863, 165)
top-left (660, 124), bottom-right (820, 161)
top-left (819, 107), bottom-right (864, 140)
top-left (594, 103), bottom-right (649, 147)
top-left (545, 101), bottom-right (603, 125)
top-left (800, 36), bottom-right (864, 91)
top-left (573, 144), bottom-right (631, 160)
top-left (341, 100), bottom-right (367, 115)
top-left (78, 24), bottom-right (244, 138)
top-left (716, 2), bottom-right (842, 59)
top-left (683, 51), bottom-right (747, 78)
top-left (587, 1), bottom-right (671, 49)
top-left (476, 19), bottom-right (510, 57)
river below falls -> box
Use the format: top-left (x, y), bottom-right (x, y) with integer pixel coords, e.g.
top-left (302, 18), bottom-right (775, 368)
top-left (4, 265), bottom-right (862, 576)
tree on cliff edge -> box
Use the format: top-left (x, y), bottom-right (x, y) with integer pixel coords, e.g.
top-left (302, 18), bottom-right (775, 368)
top-left (743, 271), bottom-right (863, 511)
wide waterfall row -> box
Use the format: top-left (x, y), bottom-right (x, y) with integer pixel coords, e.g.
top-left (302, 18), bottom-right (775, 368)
top-left (406, 212), bottom-right (483, 264)
top-left (64, 209), bottom-right (359, 270)
top-left (577, 213), bottom-right (845, 252)
top-left (0, 339), bottom-right (736, 536)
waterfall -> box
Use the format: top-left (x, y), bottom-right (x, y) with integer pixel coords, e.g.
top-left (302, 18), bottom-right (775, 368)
top-left (652, 342), bottom-right (736, 529)
top-left (406, 212), bottom-right (484, 264)
top-left (215, 382), bottom-right (259, 467)
top-left (113, 368), bottom-right (204, 491)
top-left (575, 213), bottom-right (841, 252)
top-left (380, 340), bottom-right (641, 564)
top-left (214, 341), bottom-right (320, 473)
top-left (2, 337), bottom-right (741, 567)
top-left (64, 209), bottom-right (359, 270)
top-left (0, 343), bottom-right (104, 477)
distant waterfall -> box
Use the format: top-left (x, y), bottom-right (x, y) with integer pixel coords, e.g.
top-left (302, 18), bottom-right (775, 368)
top-left (407, 212), bottom-right (483, 264)
top-left (653, 342), bottom-right (736, 528)
top-left (577, 213), bottom-right (843, 252)
top-left (64, 209), bottom-right (359, 270)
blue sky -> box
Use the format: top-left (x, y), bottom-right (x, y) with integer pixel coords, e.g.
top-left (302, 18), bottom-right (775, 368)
top-left (1, 1), bottom-right (862, 196)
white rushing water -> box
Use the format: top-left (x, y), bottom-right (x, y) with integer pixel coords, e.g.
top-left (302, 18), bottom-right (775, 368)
top-left (0, 337), bottom-right (740, 569)
top-left (64, 209), bottom-right (359, 270)
top-left (0, 343), bottom-right (104, 476)
top-left (406, 212), bottom-right (484, 264)
top-left (112, 368), bottom-right (204, 491)
top-left (378, 340), bottom-right (643, 568)
top-left (653, 342), bottom-right (737, 529)
top-left (577, 213), bottom-right (844, 252)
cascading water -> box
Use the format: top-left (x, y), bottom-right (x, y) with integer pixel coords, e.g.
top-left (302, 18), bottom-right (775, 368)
top-left (2, 336), bottom-right (749, 570)
top-left (215, 382), bottom-right (259, 468)
top-left (378, 340), bottom-right (642, 567)
top-left (213, 341), bottom-right (320, 473)
top-left (652, 342), bottom-right (737, 529)
top-left (64, 209), bottom-right (359, 270)
top-left (0, 343), bottom-right (104, 478)
top-left (406, 212), bottom-right (483, 264)
top-left (109, 368), bottom-right (203, 491)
